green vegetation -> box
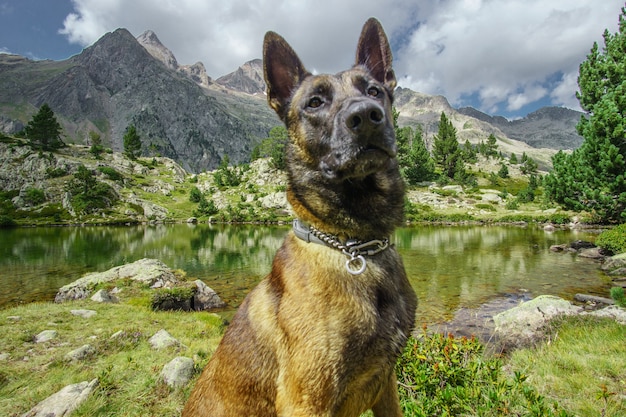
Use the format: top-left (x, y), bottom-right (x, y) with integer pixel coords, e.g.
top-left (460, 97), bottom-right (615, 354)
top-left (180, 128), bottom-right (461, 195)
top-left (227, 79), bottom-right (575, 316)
top-left (23, 103), bottom-right (65, 151)
top-left (508, 315), bottom-right (626, 417)
top-left (89, 131), bottom-right (105, 159)
top-left (610, 287), bottom-right (626, 307)
top-left (595, 223), bottom-right (626, 254)
top-left (394, 109), bottom-right (436, 184)
top-left (433, 112), bottom-right (462, 180)
top-left (544, 7), bottom-right (626, 223)
top-left (123, 125), bottom-right (142, 160)
top-left (2, 298), bottom-right (622, 416)
top-left (66, 165), bottom-right (119, 214)
top-left (252, 125), bottom-right (288, 170)
top-left (397, 329), bottom-right (571, 417)
top-left (0, 298), bottom-right (223, 416)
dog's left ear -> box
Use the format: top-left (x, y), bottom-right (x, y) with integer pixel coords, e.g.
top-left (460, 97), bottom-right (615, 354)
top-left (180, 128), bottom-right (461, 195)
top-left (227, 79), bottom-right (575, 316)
top-left (263, 31), bottom-right (310, 119)
top-left (355, 18), bottom-right (397, 90)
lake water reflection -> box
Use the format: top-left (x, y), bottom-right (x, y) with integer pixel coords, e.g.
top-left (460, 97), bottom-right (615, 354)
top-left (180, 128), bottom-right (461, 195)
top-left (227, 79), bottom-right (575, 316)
top-left (0, 224), bottom-right (608, 325)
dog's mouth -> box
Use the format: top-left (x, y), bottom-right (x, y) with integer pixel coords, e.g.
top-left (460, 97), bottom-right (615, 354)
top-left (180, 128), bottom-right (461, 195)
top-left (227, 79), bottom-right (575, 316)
top-left (319, 140), bottom-right (396, 181)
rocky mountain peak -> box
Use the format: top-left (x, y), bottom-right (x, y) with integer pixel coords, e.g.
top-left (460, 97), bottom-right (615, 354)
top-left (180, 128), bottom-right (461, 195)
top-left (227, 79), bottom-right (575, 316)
top-left (216, 59), bottom-right (265, 95)
top-left (137, 30), bottom-right (179, 70)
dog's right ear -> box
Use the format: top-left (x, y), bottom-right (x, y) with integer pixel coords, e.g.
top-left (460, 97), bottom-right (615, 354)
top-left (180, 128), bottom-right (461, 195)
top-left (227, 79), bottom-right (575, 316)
top-left (263, 31), bottom-right (310, 119)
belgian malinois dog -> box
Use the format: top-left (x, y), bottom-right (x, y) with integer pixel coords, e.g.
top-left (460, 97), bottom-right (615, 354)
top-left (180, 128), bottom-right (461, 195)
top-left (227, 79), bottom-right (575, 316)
top-left (183, 18), bottom-right (417, 417)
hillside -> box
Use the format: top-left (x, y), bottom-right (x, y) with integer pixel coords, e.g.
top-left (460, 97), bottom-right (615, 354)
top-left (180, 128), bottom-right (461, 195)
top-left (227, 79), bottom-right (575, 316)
top-left (0, 136), bottom-right (577, 228)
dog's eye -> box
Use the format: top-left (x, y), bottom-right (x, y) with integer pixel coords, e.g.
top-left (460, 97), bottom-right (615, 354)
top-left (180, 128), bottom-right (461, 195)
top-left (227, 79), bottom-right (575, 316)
top-left (308, 97), bottom-right (323, 108)
top-left (367, 87), bottom-right (380, 97)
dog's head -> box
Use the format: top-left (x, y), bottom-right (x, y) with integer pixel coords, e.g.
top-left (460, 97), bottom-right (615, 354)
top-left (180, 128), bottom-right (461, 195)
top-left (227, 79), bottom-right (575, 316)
top-left (263, 18), bottom-right (403, 237)
top-left (263, 18), bottom-right (397, 182)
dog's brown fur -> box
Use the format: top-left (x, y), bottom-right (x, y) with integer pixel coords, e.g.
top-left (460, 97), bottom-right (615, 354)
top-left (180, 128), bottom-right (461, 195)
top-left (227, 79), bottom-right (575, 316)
top-left (182, 18), bottom-right (417, 417)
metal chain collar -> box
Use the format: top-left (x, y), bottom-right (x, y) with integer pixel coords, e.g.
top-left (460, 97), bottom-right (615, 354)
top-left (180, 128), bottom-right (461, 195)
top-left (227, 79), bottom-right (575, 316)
top-left (292, 219), bottom-right (389, 275)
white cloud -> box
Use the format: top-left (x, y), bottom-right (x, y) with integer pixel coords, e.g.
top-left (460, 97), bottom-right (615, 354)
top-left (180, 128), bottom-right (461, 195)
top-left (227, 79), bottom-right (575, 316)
top-left (58, 0), bottom-right (624, 115)
top-left (394, 0), bottom-right (623, 114)
top-left (550, 71), bottom-right (582, 111)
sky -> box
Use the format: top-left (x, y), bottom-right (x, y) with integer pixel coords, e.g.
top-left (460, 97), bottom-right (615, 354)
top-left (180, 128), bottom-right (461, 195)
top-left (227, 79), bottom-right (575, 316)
top-left (1, 0), bottom-right (624, 119)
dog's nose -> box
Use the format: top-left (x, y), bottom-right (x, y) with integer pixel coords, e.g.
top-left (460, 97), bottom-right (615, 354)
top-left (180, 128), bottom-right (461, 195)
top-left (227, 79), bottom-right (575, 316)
top-left (345, 102), bottom-right (384, 131)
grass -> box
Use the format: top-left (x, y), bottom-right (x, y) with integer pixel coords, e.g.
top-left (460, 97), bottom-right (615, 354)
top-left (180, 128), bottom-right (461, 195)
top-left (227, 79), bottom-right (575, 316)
top-left (2, 295), bottom-right (624, 416)
top-left (0, 300), bottom-right (223, 416)
top-left (508, 315), bottom-right (626, 417)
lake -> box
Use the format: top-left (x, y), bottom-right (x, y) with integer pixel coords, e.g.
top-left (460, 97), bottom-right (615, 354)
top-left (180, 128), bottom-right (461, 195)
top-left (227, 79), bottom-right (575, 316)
top-left (0, 224), bottom-right (608, 326)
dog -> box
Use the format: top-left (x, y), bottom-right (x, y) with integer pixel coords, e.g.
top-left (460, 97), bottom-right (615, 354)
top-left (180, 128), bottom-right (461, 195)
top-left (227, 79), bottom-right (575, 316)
top-left (182, 18), bottom-right (417, 417)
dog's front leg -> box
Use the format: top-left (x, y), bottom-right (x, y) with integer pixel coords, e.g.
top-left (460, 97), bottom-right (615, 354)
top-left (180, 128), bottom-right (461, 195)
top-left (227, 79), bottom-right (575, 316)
top-left (370, 372), bottom-right (403, 417)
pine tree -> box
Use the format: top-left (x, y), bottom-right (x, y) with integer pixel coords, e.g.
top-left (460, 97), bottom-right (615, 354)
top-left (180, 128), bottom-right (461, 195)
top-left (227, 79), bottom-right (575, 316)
top-left (123, 125), bottom-right (142, 160)
top-left (403, 124), bottom-right (436, 184)
top-left (485, 134), bottom-right (499, 158)
top-left (24, 103), bottom-right (64, 150)
top-left (544, 6), bottom-right (626, 221)
top-left (433, 112), bottom-right (461, 179)
top-left (89, 131), bottom-right (104, 159)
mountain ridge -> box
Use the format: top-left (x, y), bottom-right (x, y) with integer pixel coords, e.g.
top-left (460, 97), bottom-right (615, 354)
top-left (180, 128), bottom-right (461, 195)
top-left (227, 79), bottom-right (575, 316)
top-left (0, 28), bottom-right (583, 173)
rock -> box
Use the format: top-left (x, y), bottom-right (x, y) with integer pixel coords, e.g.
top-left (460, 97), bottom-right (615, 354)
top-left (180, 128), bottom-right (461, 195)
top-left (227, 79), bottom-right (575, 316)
top-left (148, 329), bottom-right (181, 350)
top-left (602, 253), bottom-right (626, 272)
top-left (55, 258), bottom-right (178, 302)
top-left (550, 244), bottom-right (567, 252)
top-left (0, 353), bottom-right (9, 361)
top-left (480, 192), bottom-right (502, 204)
top-left (578, 247), bottom-right (604, 259)
top-left (34, 330), bottom-right (58, 343)
top-left (90, 289), bottom-right (118, 303)
top-left (543, 223), bottom-right (555, 232)
top-left (7, 315), bottom-right (21, 321)
top-left (64, 344), bottom-right (96, 362)
top-left (110, 330), bottom-right (125, 339)
top-left (587, 305), bottom-right (626, 324)
top-left (70, 309), bottom-right (97, 318)
top-left (574, 293), bottom-right (614, 305)
top-left (186, 217), bottom-right (198, 224)
top-left (193, 280), bottom-right (226, 310)
top-left (493, 295), bottom-right (581, 350)
top-left (569, 240), bottom-right (596, 250)
top-left (160, 356), bottom-right (195, 388)
top-left (21, 378), bottom-right (98, 417)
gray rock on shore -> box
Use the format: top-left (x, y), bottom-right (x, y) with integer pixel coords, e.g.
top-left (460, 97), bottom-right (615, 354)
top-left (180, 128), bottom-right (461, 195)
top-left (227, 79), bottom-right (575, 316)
top-left (21, 379), bottom-right (98, 417)
top-left (55, 258), bottom-right (178, 302)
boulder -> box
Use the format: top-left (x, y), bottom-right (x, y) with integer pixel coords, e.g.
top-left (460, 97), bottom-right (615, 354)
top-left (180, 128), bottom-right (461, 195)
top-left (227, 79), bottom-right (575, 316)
top-left (64, 344), bottom-right (96, 362)
top-left (70, 309), bottom-right (97, 318)
top-left (160, 356), bottom-right (195, 388)
top-left (193, 280), bottom-right (226, 310)
top-left (148, 329), bottom-right (181, 350)
top-left (34, 330), bottom-right (58, 343)
top-left (21, 379), bottom-right (98, 417)
top-left (55, 258), bottom-right (178, 302)
top-left (90, 289), bottom-right (118, 303)
top-left (493, 295), bottom-right (581, 350)
top-left (587, 305), bottom-right (626, 324)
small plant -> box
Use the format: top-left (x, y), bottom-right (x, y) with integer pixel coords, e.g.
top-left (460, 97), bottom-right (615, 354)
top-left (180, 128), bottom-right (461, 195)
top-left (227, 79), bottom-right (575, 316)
top-left (97, 166), bottom-right (124, 182)
top-left (22, 187), bottom-right (46, 206)
top-left (397, 329), bottom-right (572, 416)
top-left (151, 286), bottom-right (195, 311)
top-left (189, 186), bottom-right (202, 203)
top-left (596, 224), bottom-right (626, 255)
top-left (610, 287), bottom-right (626, 308)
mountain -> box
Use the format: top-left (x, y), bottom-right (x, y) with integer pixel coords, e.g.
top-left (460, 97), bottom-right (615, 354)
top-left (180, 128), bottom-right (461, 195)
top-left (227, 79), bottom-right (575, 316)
top-left (216, 59), bottom-right (265, 95)
top-left (0, 28), bottom-right (583, 174)
top-left (457, 106), bottom-right (584, 150)
top-left (0, 29), bottom-right (279, 173)
top-left (137, 30), bottom-right (212, 88)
